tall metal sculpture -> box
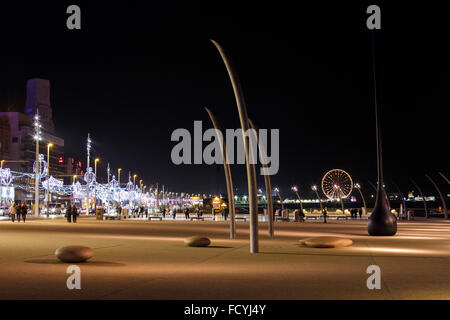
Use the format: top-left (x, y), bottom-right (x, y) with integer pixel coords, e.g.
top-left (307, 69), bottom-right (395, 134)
top-left (425, 174), bottom-right (447, 219)
top-left (410, 178), bottom-right (428, 219)
top-left (205, 107), bottom-right (236, 239)
top-left (249, 119), bottom-right (274, 237)
top-left (211, 39), bottom-right (259, 253)
top-left (367, 31), bottom-right (397, 236)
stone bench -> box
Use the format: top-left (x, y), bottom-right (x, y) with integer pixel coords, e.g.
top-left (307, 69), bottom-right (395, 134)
top-left (148, 215), bottom-right (162, 221)
top-left (190, 217), bottom-right (204, 221)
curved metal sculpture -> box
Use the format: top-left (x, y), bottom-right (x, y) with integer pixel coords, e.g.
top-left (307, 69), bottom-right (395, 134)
top-left (425, 174), bottom-right (448, 219)
top-left (249, 119), bottom-right (274, 237)
top-left (438, 172), bottom-right (450, 185)
top-left (211, 39), bottom-right (259, 253)
top-left (367, 32), bottom-right (396, 236)
top-left (205, 107), bottom-right (236, 239)
top-left (391, 180), bottom-right (407, 220)
top-left (410, 178), bottom-right (429, 219)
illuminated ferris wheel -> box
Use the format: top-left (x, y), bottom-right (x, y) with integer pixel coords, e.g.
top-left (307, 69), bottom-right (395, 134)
top-left (321, 169), bottom-right (353, 200)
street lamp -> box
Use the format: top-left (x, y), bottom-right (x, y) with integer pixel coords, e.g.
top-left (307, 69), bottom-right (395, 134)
top-left (94, 158), bottom-right (100, 178)
top-left (94, 158), bottom-right (99, 214)
top-left (46, 143), bottom-right (53, 216)
top-left (0, 160), bottom-right (4, 169)
top-left (118, 168), bottom-right (122, 186)
top-left (312, 185), bottom-right (324, 214)
top-left (291, 186), bottom-right (304, 214)
top-left (274, 188), bottom-right (284, 211)
top-left (133, 174), bottom-right (137, 188)
top-left (354, 183), bottom-right (367, 215)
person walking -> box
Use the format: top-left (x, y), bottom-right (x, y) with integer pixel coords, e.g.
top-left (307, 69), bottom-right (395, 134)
top-left (358, 207), bottom-right (363, 219)
top-left (323, 207), bottom-right (328, 224)
top-left (172, 207), bottom-right (176, 220)
top-left (10, 202), bottom-right (17, 222)
top-left (71, 205), bottom-right (78, 223)
top-left (66, 205), bottom-right (72, 223)
top-left (184, 207), bottom-right (190, 220)
top-left (196, 207), bottom-right (201, 218)
top-left (20, 202), bottom-right (28, 223)
top-left (161, 207), bottom-right (166, 219)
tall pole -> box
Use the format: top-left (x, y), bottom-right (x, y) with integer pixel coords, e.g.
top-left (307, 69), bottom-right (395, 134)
top-left (312, 185), bottom-right (323, 213)
top-left (205, 107), bottom-right (236, 239)
top-left (354, 183), bottom-right (367, 215)
top-left (86, 134), bottom-right (91, 215)
top-left (211, 39), bottom-right (259, 253)
top-left (425, 174), bottom-right (448, 219)
top-left (274, 188), bottom-right (284, 211)
top-left (410, 178), bottom-right (428, 219)
top-left (46, 143), bottom-right (52, 217)
top-left (249, 119), bottom-right (274, 237)
top-left (292, 187), bottom-right (304, 214)
top-left (367, 30), bottom-right (396, 236)
top-left (34, 111), bottom-right (41, 216)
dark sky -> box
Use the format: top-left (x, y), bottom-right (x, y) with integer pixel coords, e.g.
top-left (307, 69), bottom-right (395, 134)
top-left (1, 1), bottom-right (449, 197)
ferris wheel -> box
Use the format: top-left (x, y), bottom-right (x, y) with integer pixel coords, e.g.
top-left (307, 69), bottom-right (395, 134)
top-left (321, 169), bottom-right (353, 200)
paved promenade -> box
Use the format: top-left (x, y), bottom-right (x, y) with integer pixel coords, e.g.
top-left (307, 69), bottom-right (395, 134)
top-left (0, 217), bottom-right (449, 299)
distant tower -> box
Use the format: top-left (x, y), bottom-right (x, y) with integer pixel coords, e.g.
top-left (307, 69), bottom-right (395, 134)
top-left (25, 79), bottom-right (55, 133)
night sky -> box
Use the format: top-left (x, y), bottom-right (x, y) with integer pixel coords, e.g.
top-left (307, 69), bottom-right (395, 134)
top-left (1, 1), bottom-right (449, 197)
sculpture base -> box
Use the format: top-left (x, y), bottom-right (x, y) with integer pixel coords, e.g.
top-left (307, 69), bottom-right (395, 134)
top-left (368, 217), bottom-right (397, 236)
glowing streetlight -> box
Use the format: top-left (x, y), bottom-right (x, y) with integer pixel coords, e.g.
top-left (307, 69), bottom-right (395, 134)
top-left (133, 174), bottom-right (137, 187)
top-left (94, 158), bottom-right (100, 178)
top-left (311, 185), bottom-right (324, 214)
top-left (291, 186), bottom-right (304, 214)
top-left (118, 168), bottom-right (122, 186)
top-left (0, 160), bottom-right (4, 169)
top-left (273, 188), bottom-right (284, 211)
top-left (354, 183), bottom-right (367, 215)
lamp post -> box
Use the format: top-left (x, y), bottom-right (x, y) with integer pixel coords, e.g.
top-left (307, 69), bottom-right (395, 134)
top-left (133, 174), bottom-right (137, 188)
top-left (274, 188), bottom-right (284, 211)
top-left (0, 160), bottom-right (4, 169)
top-left (291, 186), bottom-right (304, 214)
top-left (312, 185), bottom-right (323, 213)
top-left (86, 134), bottom-right (91, 215)
top-left (72, 175), bottom-right (77, 205)
top-left (46, 143), bottom-right (53, 217)
top-left (94, 158), bottom-right (99, 214)
top-left (118, 168), bottom-right (122, 207)
top-left (354, 183), bottom-right (367, 215)
top-left (34, 111), bottom-right (41, 216)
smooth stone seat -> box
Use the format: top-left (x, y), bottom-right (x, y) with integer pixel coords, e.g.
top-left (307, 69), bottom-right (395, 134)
top-left (184, 236), bottom-right (211, 247)
top-left (55, 245), bottom-right (94, 263)
top-left (299, 236), bottom-right (353, 248)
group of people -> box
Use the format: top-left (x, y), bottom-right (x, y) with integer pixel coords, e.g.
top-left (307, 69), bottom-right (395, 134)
top-left (350, 208), bottom-right (363, 219)
top-left (160, 206), bottom-right (202, 220)
top-left (9, 202), bottom-right (28, 223)
top-left (65, 205), bottom-right (79, 223)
